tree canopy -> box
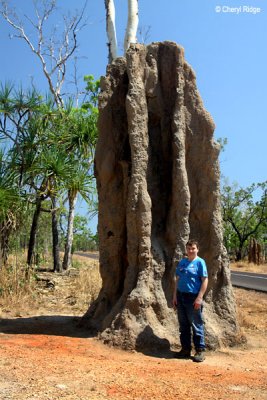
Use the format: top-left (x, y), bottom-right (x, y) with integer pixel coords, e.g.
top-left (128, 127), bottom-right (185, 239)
top-left (221, 180), bottom-right (267, 261)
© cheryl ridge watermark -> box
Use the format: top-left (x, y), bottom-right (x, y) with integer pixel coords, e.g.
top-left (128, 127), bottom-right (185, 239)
top-left (215, 5), bottom-right (262, 14)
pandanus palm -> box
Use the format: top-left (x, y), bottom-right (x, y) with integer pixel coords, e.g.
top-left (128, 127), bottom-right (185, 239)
top-left (62, 161), bottom-right (95, 270)
top-left (53, 105), bottom-right (98, 270)
top-left (0, 85), bottom-right (41, 266)
top-left (29, 145), bottom-right (74, 271)
top-left (0, 151), bottom-right (23, 267)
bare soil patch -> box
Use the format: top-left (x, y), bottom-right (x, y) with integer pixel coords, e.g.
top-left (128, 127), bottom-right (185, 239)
top-left (0, 257), bottom-right (266, 400)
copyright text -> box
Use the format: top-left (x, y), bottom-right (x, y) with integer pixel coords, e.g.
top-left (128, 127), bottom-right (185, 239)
top-left (215, 5), bottom-right (262, 14)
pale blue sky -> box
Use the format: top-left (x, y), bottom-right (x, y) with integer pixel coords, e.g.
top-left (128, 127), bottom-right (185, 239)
top-left (0, 0), bottom-right (266, 232)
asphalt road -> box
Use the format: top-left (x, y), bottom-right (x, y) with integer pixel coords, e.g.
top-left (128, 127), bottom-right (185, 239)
top-left (231, 271), bottom-right (267, 293)
top-left (75, 252), bottom-right (267, 293)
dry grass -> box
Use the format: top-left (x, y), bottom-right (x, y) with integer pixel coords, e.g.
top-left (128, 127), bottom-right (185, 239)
top-left (234, 288), bottom-right (267, 333)
top-left (0, 253), bottom-right (102, 318)
top-left (230, 261), bottom-right (267, 274)
top-left (69, 255), bottom-right (101, 312)
top-left (0, 262), bottom-right (38, 317)
top-left (71, 252), bottom-right (99, 265)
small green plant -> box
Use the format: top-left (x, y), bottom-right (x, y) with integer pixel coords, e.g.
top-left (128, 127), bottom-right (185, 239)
top-left (70, 258), bottom-right (83, 269)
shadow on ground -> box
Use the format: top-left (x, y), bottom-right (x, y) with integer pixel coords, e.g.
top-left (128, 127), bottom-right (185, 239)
top-left (135, 325), bottom-right (179, 359)
top-left (0, 316), bottom-right (181, 359)
top-left (0, 315), bottom-right (95, 339)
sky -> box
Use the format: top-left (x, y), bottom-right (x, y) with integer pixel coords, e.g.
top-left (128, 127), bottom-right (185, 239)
top-left (0, 0), bottom-right (266, 232)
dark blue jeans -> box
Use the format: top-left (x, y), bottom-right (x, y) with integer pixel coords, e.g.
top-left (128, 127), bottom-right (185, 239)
top-left (176, 291), bottom-right (205, 351)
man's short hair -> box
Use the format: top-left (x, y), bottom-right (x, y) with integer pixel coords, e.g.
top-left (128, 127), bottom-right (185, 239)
top-left (186, 239), bottom-right (199, 249)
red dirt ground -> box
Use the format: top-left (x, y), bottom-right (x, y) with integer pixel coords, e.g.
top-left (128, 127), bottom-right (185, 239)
top-left (0, 312), bottom-right (266, 400)
top-left (0, 262), bottom-right (266, 400)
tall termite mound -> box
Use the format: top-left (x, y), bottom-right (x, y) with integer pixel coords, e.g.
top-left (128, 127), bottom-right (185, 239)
top-left (83, 42), bottom-right (239, 351)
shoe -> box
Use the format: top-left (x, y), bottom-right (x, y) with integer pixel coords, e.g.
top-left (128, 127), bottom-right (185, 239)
top-left (174, 349), bottom-right (191, 359)
top-left (193, 349), bottom-right (205, 362)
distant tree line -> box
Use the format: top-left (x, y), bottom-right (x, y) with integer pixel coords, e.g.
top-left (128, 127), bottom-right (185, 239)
top-left (221, 180), bottom-right (266, 263)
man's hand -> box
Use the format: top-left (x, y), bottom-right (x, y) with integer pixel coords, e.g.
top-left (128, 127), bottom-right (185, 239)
top-left (194, 277), bottom-right (208, 310)
top-left (193, 297), bottom-right (202, 310)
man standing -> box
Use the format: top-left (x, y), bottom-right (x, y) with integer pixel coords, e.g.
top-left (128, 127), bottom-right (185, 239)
top-left (173, 239), bottom-right (208, 362)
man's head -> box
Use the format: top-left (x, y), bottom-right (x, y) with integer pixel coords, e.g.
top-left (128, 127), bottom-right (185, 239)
top-left (186, 239), bottom-right (199, 260)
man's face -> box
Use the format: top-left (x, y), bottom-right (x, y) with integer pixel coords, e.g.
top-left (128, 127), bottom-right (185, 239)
top-left (186, 244), bottom-right (199, 260)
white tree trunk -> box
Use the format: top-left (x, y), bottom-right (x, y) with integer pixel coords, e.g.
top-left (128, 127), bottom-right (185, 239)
top-left (105, 0), bottom-right (117, 63)
top-left (124, 0), bottom-right (139, 54)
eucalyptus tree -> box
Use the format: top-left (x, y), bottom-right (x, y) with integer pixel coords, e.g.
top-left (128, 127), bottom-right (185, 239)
top-left (71, 215), bottom-right (98, 252)
top-left (105, 0), bottom-right (139, 62)
top-left (0, 0), bottom-right (88, 107)
top-left (124, 0), bottom-right (139, 54)
top-left (221, 180), bottom-right (267, 260)
top-left (105, 0), bottom-right (117, 63)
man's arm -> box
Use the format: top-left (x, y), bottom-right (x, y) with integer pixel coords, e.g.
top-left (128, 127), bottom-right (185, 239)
top-left (194, 277), bottom-right (208, 310)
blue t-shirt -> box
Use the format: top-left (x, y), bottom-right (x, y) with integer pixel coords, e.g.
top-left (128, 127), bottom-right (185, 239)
top-left (175, 257), bottom-right (208, 294)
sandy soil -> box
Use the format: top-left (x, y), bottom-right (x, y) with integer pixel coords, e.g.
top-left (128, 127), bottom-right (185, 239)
top-left (0, 267), bottom-right (266, 400)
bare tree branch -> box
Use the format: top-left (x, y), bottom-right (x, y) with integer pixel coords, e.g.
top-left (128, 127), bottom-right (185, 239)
top-left (138, 24), bottom-right (151, 44)
top-left (0, 0), bottom-right (88, 108)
